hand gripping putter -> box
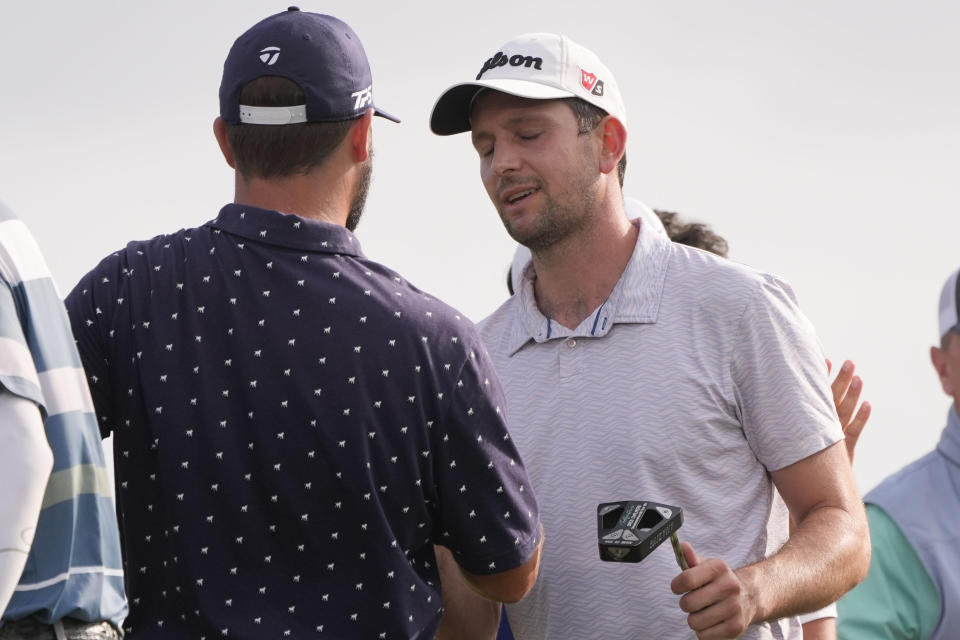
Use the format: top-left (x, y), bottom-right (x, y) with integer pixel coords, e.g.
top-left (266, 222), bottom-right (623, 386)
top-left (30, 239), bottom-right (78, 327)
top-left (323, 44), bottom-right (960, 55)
top-left (597, 500), bottom-right (688, 570)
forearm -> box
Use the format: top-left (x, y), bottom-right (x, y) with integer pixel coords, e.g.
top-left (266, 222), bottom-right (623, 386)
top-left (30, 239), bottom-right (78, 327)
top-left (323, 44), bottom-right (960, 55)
top-left (737, 503), bottom-right (869, 623)
top-left (0, 391), bottom-right (53, 613)
top-left (435, 594), bottom-right (500, 640)
top-left (435, 545), bottom-right (501, 640)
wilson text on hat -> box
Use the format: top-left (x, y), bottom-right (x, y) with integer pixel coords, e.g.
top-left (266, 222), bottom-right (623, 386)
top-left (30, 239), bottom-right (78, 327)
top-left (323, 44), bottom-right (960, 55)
top-left (476, 52), bottom-right (543, 80)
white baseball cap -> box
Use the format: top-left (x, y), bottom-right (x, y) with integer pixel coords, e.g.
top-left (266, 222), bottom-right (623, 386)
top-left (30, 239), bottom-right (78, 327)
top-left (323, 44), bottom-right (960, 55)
top-left (430, 32), bottom-right (627, 135)
top-left (939, 268), bottom-right (960, 340)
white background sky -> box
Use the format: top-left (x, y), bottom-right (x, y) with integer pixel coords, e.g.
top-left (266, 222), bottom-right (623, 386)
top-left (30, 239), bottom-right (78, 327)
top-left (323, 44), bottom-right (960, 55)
top-left (1, 1), bottom-right (957, 494)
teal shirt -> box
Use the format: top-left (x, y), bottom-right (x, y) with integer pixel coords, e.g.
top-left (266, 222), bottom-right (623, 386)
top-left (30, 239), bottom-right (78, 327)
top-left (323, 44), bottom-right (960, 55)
top-left (838, 504), bottom-right (941, 639)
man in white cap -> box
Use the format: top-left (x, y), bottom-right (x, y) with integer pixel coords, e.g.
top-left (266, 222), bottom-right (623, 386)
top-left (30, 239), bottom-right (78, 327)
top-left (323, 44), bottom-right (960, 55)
top-left (430, 33), bottom-right (869, 639)
top-left (837, 268), bottom-right (960, 639)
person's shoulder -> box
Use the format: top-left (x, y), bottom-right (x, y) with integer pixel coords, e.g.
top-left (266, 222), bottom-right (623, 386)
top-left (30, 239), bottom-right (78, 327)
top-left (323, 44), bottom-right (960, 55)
top-left (665, 242), bottom-right (797, 309)
top-left (866, 448), bottom-right (942, 503)
top-left (467, 296), bottom-right (520, 364)
top-left (83, 225), bottom-right (211, 275)
top-left (477, 294), bottom-right (518, 341)
top-left (67, 225), bottom-right (212, 309)
top-left (123, 224), bottom-right (213, 259)
top-left (357, 258), bottom-right (483, 344)
top-left (667, 241), bottom-right (781, 285)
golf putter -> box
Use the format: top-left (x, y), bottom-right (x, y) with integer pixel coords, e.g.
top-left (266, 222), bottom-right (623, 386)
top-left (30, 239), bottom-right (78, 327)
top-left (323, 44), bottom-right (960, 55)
top-left (597, 500), bottom-right (688, 570)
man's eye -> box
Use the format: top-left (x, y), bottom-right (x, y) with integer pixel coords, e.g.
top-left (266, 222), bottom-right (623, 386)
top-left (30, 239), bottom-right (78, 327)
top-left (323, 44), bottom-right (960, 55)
top-left (518, 132), bottom-right (541, 141)
top-left (477, 146), bottom-right (493, 158)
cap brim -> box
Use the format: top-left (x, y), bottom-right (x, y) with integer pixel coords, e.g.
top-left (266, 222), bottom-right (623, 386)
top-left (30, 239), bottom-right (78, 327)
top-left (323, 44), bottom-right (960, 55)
top-left (430, 79), bottom-right (575, 135)
top-left (374, 107), bottom-right (401, 123)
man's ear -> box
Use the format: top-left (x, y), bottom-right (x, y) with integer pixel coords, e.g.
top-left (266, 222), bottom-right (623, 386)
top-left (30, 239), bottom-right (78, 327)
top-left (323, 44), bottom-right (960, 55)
top-left (598, 116), bottom-right (627, 177)
top-left (931, 345), bottom-right (954, 397)
top-left (213, 117), bottom-right (236, 169)
top-left (350, 110), bottom-right (374, 163)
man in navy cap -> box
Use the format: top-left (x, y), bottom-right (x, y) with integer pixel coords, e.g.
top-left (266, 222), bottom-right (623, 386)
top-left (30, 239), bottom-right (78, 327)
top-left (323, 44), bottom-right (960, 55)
top-left (64, 9), bottom-right (542, 638)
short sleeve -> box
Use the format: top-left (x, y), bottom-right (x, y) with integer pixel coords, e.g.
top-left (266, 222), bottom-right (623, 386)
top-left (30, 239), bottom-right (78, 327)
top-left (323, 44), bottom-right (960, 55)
top-left (430, 339), bottom-right (541, 575)
top-left (837, 504), bottom-right (941, 639)
top-left (730, 274), bottom-right (843, 471)
top-left (798, 602), bottom-right (837, 624)
top-left (64, 254), bottom-right (124, 438)
top-left (0, 279), bottom-right (43, 408)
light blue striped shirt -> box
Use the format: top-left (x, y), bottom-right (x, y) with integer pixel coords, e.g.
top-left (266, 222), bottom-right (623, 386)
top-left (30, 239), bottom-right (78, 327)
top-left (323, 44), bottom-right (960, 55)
top-left (0, 201), bottom-right (126, 630)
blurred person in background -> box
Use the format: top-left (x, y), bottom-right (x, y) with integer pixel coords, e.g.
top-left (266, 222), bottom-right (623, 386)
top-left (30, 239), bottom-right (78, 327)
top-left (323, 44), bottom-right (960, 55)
top-left (838, 267), bottom-right (960, 640)
top-left (0, 199), bottom-right (126, 639)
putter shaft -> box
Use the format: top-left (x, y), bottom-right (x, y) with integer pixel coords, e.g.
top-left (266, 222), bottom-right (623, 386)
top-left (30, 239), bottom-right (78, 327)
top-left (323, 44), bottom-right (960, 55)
top-left (670, 533), bottom-right (688, 570)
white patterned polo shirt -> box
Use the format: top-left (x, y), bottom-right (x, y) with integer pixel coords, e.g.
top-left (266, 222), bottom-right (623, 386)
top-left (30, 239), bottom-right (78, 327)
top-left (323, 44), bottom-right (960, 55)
top-left (480, 217), bottom-right (842, 640)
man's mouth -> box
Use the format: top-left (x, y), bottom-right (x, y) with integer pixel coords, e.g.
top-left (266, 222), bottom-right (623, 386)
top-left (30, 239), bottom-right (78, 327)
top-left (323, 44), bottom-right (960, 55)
top-left (503, 187), bottom-right (539, 205)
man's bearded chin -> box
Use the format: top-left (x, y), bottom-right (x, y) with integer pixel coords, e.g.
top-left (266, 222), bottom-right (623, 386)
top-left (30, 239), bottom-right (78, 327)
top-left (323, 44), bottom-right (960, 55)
top-left (346, 151), bottom-right (374, 232)
top-left (503, 198), bottom-right (591, 252)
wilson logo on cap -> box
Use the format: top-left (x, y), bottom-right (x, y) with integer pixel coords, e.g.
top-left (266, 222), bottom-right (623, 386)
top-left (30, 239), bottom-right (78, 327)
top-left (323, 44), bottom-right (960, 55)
top-left (259, 46), bottom-right (281, 66)
top-left (580, 69), bottom-right (604, 96)
top-left (476, 51), bottom-right (544, 80)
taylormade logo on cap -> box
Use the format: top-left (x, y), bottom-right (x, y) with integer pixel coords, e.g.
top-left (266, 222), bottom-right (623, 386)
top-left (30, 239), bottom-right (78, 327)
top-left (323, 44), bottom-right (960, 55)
top-left (430, 32), bottom-right (627, 136)
top-left (259, 46), bottom-right (281, 65)
top-left (219, 7), bottom-right (399, 126)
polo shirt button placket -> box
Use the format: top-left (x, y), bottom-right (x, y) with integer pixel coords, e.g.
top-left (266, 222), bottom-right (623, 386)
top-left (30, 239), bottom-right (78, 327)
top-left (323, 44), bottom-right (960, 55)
top-left (558, 337), bottom-right (582, 379)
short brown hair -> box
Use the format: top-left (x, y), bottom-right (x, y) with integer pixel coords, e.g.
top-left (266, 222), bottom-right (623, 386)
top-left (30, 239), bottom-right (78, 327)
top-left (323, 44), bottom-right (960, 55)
top-left (226, 76), bottom-right (354, 179)
top-left (563, 97), bottom-right (627, 187)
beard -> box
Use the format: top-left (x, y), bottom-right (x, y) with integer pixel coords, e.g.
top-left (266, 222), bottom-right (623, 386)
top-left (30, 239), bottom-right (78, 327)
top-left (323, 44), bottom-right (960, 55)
top-left (345, 150), bottom-right (374, 232)
top-left (498, 172), bottom-right (597, 252)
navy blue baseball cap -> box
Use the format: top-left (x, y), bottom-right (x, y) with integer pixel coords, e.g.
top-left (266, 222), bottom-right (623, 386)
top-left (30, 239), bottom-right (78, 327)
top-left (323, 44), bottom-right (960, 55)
top-left (219, 7), bottom-right (399, 125)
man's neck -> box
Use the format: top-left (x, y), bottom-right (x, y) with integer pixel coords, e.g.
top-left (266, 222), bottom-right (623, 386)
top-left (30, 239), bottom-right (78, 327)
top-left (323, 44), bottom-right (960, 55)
top-left (531, 201), bottom-right (638, 330)
top-left (233, 170), bottom-right (351, 226)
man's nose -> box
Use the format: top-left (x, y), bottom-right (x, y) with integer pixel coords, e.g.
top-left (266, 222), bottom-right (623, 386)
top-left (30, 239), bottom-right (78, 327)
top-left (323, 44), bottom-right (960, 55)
top-left (491, 142), bottom-right (522, 176)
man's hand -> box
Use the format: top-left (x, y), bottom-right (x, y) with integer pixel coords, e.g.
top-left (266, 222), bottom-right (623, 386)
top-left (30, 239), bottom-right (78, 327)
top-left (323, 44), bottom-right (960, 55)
top-left (826, 359), bottom-right (871, 463)
top-left (671, 542), bottom-right (757, 640)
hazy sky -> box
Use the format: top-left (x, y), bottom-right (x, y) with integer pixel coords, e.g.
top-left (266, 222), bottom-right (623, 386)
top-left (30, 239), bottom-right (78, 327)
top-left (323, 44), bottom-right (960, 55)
top-left (1, 0), bottom-right (957, 493)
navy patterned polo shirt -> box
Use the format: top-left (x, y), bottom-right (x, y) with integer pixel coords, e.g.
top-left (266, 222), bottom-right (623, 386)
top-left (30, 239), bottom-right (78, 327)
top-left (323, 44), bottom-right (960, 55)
top-left (65, 204), bottom-right (541, 640)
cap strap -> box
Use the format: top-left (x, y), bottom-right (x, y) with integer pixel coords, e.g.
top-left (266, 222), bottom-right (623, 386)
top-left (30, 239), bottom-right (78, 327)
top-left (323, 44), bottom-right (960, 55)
top-left (238, 105), bottom-right (307, 125)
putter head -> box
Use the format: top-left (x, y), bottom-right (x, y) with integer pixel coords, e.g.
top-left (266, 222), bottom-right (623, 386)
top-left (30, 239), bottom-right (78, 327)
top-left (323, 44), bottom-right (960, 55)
top-left (597, 500), bottom-right (684, 563)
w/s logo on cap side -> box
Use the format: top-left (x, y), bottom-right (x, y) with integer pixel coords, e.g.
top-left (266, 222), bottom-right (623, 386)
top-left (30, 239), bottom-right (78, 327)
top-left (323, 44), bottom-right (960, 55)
top-left (580, 69), bottom-right (604, 96)
top-left (259, 46), bottom-right (281, 66)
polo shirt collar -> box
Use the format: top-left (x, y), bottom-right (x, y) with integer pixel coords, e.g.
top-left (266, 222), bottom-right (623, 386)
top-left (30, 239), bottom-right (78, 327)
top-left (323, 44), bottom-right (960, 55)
top-left (208, 203), bottom-right (365, 256)
top-left (507, 214), bottom-right (671, 354)
top-left (939, 405), bottom-right (960, 468)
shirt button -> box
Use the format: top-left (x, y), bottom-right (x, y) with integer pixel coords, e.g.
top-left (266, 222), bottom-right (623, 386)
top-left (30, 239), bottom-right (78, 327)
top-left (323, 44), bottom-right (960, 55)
top-left (566, 339), bottom-right (577, 349)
